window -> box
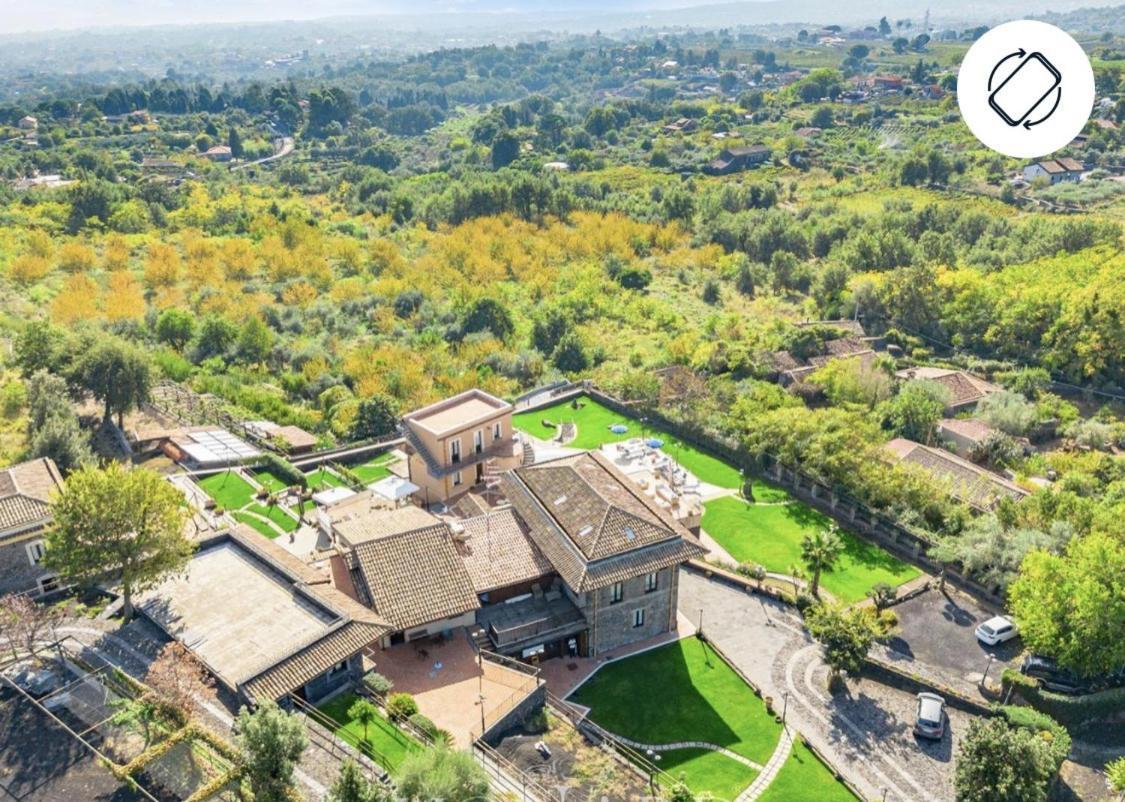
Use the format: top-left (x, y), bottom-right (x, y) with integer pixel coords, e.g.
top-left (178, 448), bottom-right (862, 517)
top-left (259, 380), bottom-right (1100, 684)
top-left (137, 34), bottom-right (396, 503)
top-left (37, 575), bottom-right (60, 595)
top-left (450, 439), bottom-right (462, 464)
top-left (325, 660), bottom-right (349, 680)
top-left (25, 540), bottom-right (47, 566)
top-left (609, 582), bottom-right (623, 604)
top-left (474, 430), bottom-right (484, 454)
top-left (493, 421), bottom-right (502, 440)
top-left (453, 470), bottom-right (463, 487)
top-left (633, 609), bottom-right (645, 628)
top-left (644, 572), bottom-right (659, 593)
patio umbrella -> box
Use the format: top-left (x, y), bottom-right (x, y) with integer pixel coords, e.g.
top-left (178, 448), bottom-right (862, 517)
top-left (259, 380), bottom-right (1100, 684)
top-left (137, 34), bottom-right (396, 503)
top-left (646, 438), bottom-right (664, 448)
top-left (610, 424), bottom-right (629, 434)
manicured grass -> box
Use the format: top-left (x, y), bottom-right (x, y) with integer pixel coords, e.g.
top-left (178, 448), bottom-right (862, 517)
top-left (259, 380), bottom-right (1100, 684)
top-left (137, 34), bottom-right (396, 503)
top-left (513, 396), bottom-right (634, 450)
top-left (253, 469), bottom-right (290, 494)
top-left (701, 496), bottom-right (920, 604)
top-left (304, 467), bottom-right (346, 491)
top-left (233, 511), bottom-right (281, 540)
top-left (571, 637), bottom-right (779, 797)
top-left (351, 453), bottom-right (396, 484)
top-left (243, 503), bottom-right (299, 533)
top-left (197, 471), bottom-right (257, 511)
top-left (318, 692), bottom-right (421, 772)
top-left (755, 740), bottom-right (860, 802)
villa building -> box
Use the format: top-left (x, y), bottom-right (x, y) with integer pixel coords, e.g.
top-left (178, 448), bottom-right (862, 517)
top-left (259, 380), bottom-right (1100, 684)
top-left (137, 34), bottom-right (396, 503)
top-left (401, 389), bottom-right (521, 506)
top-left (0, 457), bottom-right (64, 597)
top-left (894, 367), bottom-right (1002, 413)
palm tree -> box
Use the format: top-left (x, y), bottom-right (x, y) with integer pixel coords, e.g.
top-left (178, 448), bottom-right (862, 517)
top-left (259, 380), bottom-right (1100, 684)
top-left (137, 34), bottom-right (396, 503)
top-left (801, 525), bottom-right (844, 598)
top-left (347, 698), bottom-right (378, 744)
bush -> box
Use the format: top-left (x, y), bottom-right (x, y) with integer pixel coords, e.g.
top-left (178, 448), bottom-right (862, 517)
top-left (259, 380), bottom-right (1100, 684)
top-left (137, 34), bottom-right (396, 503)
top-left (396, 747), bottom-right (489, 802)
top-left (386, 692), bottom-right (418, 722)
top-left (407, 712), bottom-right (438, 738)
top-left (363, 672), bottom-right (394, 695)
top-left (260, 453), bottom-right (305, 488)
top-left (995, 705), bottom-right (1070, 770)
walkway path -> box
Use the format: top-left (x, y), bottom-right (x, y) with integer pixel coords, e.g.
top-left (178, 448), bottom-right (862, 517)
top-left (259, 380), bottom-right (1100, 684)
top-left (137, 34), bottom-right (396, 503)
top-left (737, 728), bottom-right (793, 802)
top-left (606, 733), bottom-right (765, 771)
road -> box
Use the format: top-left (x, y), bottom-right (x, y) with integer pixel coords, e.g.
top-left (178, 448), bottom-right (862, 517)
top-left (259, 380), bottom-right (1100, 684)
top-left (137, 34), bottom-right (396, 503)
top-left (680, 569), bottom-right (972, 802)
top-left (232, 135), bottom-right (295, 170)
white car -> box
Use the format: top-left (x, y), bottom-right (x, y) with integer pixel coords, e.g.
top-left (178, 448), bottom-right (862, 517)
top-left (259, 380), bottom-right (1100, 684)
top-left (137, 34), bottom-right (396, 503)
top-left (975, 615), bottom-right (1019, 646)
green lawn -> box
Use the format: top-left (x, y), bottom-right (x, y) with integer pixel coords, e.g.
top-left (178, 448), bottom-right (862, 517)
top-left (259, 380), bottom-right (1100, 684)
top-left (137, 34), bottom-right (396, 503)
top-left (351, 453), bottom-right (396, 484)
top-left (571, 637), bottom-right (779, 798)
top-left (756, 740), bottom-right (859, 802)
top-left (243, 503), bottom-right (299, 533)
top-left (197, 471), bottom-right (257, 511)
top-left (233, 511), bottom-right (281, 540)
top-left (318, 693), bottom-right (421, 773)
top-left (304, 467), bottom-right (346, 491)
top-left (701, 496), bottom-right (920, 604)
top-left (253, 469), bottom-right (290, 494)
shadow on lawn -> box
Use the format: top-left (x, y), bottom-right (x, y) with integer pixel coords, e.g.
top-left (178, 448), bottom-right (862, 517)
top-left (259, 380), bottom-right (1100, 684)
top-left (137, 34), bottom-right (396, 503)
top-left (780, 504), bottom-right (910, 575)
top-left (572, 639), bottom-right (742, 751)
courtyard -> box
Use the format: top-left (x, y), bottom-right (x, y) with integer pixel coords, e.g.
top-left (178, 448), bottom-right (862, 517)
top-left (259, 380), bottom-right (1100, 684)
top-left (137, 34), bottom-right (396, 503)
top-left (701, 495), bottom-right (920, 604)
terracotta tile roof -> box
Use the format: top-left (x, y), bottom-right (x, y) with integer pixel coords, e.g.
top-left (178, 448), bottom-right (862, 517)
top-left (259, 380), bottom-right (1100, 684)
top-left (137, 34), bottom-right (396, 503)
top-left (331, 504), bottom-right (441, 546)
top-left (0, 457), bottom-right (62, 536)
top-left (502, 452), bottom-right (705, 591)
top-left (348, 523), bottom-right (480, 631)
top-left (455, 508), bottom-right (554, 593)
top-left (884, 438), bottom-right (1028, 511)
top-left (936, 418), bottom-right (996, 443)
top-left (894, 367), bottom-right (1001, 408)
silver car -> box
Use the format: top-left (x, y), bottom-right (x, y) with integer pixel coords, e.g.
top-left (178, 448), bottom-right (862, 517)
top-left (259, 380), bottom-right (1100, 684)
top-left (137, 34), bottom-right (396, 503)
top-left (913, 692), bottom-right (946, 740)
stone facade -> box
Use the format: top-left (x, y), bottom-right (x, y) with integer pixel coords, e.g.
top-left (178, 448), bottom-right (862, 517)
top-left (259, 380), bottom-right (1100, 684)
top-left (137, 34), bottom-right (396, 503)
top-left (301, 653), bottom-right (364, 703)
top-left (0, 531), bottom-right (53, 597)
top-left (586, 566), bottom-right (677, 657)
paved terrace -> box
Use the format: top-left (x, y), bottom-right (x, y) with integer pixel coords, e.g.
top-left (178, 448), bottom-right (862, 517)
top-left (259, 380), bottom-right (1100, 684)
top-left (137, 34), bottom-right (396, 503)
top-left (370, 632), bottom-right (537, 748)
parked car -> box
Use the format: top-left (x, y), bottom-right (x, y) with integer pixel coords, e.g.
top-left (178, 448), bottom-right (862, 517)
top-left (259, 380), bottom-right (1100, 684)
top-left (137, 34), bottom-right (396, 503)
top-left (913, 692), bottom-right (946, 740)
top-left (975, 615), bottom-right (1019, 646)
top-left (1020, 655), bottom-right (1092, 694)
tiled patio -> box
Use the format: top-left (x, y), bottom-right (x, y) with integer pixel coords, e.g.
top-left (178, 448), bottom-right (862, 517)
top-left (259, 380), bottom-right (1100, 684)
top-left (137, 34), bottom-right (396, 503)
top-left (538, 609), bottom-right (698, 699)
top-left (369, 631), bottom-right (537, 747)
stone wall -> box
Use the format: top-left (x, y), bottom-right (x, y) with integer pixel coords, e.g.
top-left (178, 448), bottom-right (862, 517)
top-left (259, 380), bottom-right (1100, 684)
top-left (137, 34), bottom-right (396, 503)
top-left (589, 567), bottom-right (676, 656)
top-left (480, 682), bottom-right (547, 748)
top-left (0, 533), bottom-right (51, 596)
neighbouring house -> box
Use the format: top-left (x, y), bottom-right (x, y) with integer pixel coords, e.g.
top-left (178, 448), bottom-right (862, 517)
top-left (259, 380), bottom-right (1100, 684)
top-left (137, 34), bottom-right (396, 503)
top-left (870, 76), bottom-right (906, 92)
top-left (245, 420), bottom-right (319, 455)
top-left (767, 336), bottom-right (876, 385)
top-left (0, 458), bottom-right (65, 597)
top-left (884, 438), bottom-right (1028, 511)
top-left (401, 389), bottom-right (521, 506)
top-left (704, 145), bottom-right (771, 175)
top-left (163, 427), bottom-right (261, 468)
top-left (893, 367), bottom-right (1002, 413)
top-left (17, 115), bottom-right (37, 130)
top-left (137, 525), bottom-right (390, 704)
top-left (501, 451), bottom-right (706, 657)
top-left (542, 161), bottom-right (570, 172)
top-left (1092, 118), bottom-right (1117, 131)
top-left (13, 174), bottom-right (75, 191)
top-left (140, 157), bottom-right (182, 173)
top-left (936, 418), bottom-right (1031, 461)
top-left (662, 117), bottom-right (699, 134)
top-left (1022, 157), bottom-right (1084, 184)
top-left (203, 145), bottom-right (233, 162)
top-left (794, 126), bottom-right (822, 139)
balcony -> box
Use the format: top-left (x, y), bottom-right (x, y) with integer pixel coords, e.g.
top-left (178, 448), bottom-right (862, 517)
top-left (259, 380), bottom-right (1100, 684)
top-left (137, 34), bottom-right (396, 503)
top-left (403, 426), bottom-right (519, 479)
top-left (477, 592), bottom-right (588, 653)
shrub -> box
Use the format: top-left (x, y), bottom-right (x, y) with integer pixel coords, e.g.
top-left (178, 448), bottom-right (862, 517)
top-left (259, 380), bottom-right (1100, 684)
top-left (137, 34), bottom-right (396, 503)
top-left (395, 747), bottom-right (489, 802)
top-left (260, 453), bottom-right (305, 488)
top-left (363, 672), bottom-right (394, 695)
top-left (407, 713), bottom-right (438, 738)
top-left (386, 692), bottom-right (418, 722)
top-left (995, 705), bottom-right (1070, 770)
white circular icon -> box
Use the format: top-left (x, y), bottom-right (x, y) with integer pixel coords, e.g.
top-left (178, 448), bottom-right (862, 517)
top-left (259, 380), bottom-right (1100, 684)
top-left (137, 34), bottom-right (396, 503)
top-left (958, 20), bottom-right (1094, 159)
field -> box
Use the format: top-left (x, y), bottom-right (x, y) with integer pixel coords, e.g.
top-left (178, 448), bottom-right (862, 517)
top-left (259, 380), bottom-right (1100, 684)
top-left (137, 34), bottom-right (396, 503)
top-left (196, 471), bottom-right (256, 511)
top-left (350, 452), bottom-right (397, 484)
top-left (701, 496), bottom-right (920, 604)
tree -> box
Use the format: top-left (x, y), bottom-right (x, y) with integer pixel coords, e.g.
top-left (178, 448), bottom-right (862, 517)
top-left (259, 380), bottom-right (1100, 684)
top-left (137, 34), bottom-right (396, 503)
top-left (155, 309), bottom-right (196, 350)
top-left (933, 516), bottom-right (1069, 592)
top-left (801, 525), bottom-right (843, 598)
top-left (977, 391), bottom-right (1038, 436)
top-left (194, 315), bottom-right (239, 362)
top-left (879, 16), bottom-right (892, 36)
top-left (237, 316), bottom-right (275, 366)
top-left (236, 701), bottom-right (308, 802)
top-left (45, 463), bottom-right (191, 621)
top-left (866, 582), bottom-right (897, 612)
top-left (463, 297), bottom-right (514, 341)
top-left (892, 37), bottom-right (909, 54)
top-left (350, 394), bottom-right (399, 441)
top-left (75, 337), bottom-right (153, 426)
top-left (329, 759), bottom-right (385, 802)
top-left (348, 698), bottom-right (379, 743)
top-left (954, 719), bottom-right (1056, 802)
top-left (396, 747), bottom-right (490, 802)
top-left (1008, 532), bottom-right (1125, 677)
top-left (26, 369), bottom-right (92, 473)
top-left (878, 379), bottom-right (949, 442)
top-left (490, 130), bottom-right (520, 169)
top-left (144, 642), bottom-right (214, 716)
top-left (810, 106), bottom-right (834, 129)
top-left (553, 332), bottom-right (589, 373)
top-left (0, 593), bottom-right (63, 662)
top-left (804, 604), bottom-right (888, 687)
top-left (228, 127), bottom-right (244, 158)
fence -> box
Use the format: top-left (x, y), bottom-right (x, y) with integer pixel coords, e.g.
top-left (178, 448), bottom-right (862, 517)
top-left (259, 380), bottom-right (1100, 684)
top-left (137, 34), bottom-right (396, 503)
top-left (518, 384), bottom-right (1006, 610)
top-left (288, 692), bottom-right (407, 777)
top-left (472, 739), bottom-right (556, 802)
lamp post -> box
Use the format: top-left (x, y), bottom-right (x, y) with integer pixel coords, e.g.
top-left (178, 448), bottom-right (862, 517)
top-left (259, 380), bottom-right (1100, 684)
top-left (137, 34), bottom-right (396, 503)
top-left (781, 690), bottom-right (789, 728)
top-left (645, 750), bottom-right (661, 796)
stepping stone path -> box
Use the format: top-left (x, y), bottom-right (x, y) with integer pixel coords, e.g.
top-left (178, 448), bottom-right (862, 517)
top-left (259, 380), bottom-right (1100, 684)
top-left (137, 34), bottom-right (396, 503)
top-left (737, 728), bottom-right (793, 802)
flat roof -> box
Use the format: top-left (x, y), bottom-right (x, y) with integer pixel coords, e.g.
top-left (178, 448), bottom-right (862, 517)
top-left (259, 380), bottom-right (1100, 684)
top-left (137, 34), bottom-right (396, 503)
top-left (405, 389), bottom-right (510, 436)
top-left (174, 428), bottom-right (261, 465)
top-left (138, 541), bottom-right (336, 687)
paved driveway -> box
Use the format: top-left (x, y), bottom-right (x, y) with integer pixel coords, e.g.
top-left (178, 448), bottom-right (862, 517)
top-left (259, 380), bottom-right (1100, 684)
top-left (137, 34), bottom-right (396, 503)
top-left (881, 587), bottom-right (1022, 696)
top-left (679, 569), bottom-right (979, 802)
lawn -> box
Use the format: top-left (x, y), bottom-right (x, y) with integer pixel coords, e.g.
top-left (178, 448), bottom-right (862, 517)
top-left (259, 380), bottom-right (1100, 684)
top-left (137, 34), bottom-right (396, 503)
top-left (232, 511), bottom-right (281, 540)
top-left (570, 637), bottom-right (779, 798)
top-left (196, 471), bottom-right (256, 511)
top-left (243, 503), bottom-right (299, 533)
top-left (755, 740), bottom-right (859, 802)
top-left (351, 453), bottom-right (397, 484)
top-left (304, 467), bottom-right (346, 491)
top-left (252, 469), bottom-right (290, 494)
top-left (514, 395), bottom-right (787, 493)
top-left (318, 693), bottom-right (421, 773)
top-left (701, 496), bottom-right (920, 604)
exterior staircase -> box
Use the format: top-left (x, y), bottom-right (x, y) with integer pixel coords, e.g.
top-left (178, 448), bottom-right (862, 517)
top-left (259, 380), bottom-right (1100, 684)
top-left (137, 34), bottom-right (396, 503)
top-left (520, 437), bottom-right (536, 466)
